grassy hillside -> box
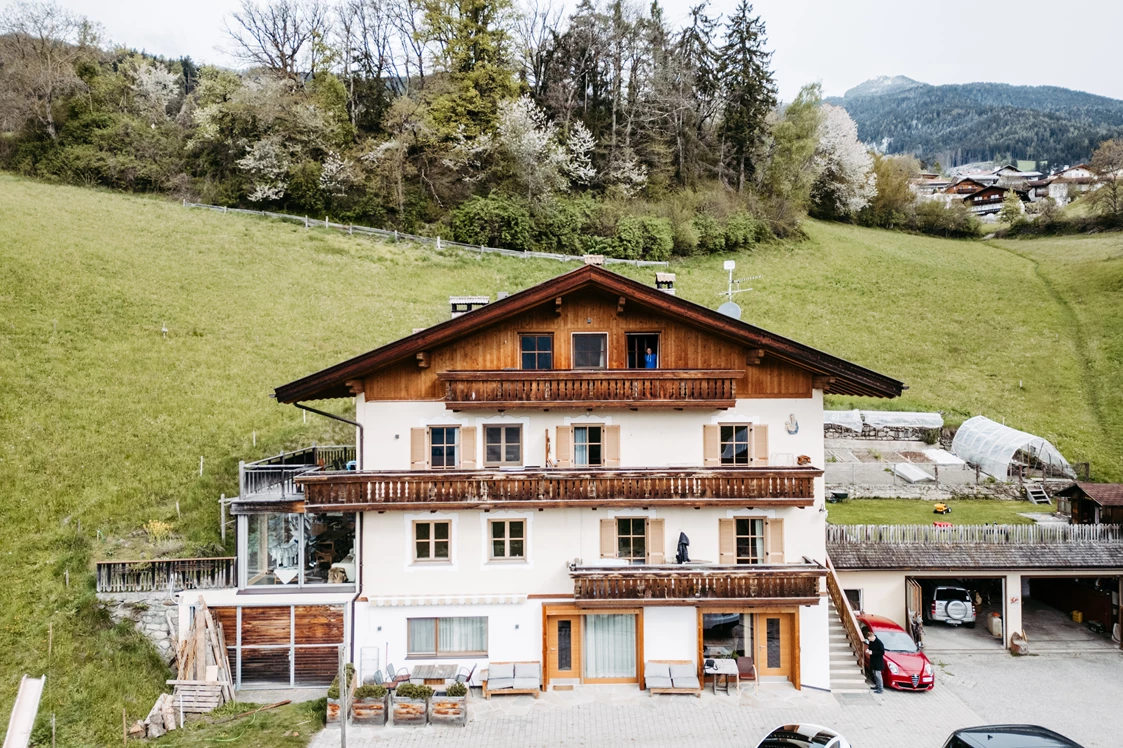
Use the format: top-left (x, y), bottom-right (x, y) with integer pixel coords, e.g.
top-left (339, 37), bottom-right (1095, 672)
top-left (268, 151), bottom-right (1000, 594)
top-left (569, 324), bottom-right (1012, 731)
top-left (1, 174), bottom-right (1119, 744)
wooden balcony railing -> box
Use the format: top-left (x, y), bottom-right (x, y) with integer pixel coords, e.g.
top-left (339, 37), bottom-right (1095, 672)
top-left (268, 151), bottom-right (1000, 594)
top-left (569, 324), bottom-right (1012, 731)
top-left (299, 466), bottom-right (820, 511)
top-left (438, 369), bottom-right (740, 409)
top-left (570, 564), bottom-right (824, 607)
top-left (96, 557), bottom-right (237, 593)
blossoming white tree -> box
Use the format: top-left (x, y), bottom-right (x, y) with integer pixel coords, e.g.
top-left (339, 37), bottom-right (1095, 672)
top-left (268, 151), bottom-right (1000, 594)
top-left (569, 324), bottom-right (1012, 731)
top-left (132, 63), bottom-right (179, 121)
top-left (237, 135), bottom-right (291, 202)
top-left (811, 104), bottom-right (876, 217)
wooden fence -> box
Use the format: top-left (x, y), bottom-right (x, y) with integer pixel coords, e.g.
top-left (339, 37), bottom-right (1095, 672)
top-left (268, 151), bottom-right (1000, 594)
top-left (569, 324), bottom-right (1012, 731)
top-left (826, 523), bottom-right (1123, 545)
top-left (96, 557), bottom-right (237, 593)
top-left (185, 202), bottom-right (668, 267)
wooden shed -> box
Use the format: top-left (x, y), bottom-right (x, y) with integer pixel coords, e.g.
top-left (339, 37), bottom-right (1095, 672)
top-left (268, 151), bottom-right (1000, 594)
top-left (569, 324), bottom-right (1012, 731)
top-left (1057, 483), bottom-right (1123, 525)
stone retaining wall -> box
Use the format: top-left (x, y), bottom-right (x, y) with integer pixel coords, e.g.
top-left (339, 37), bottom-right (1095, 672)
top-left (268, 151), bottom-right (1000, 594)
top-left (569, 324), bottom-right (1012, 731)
top-left (824, 424), bottom-right (940, 442)
top-left (98, 591), bottom-right (180, 665)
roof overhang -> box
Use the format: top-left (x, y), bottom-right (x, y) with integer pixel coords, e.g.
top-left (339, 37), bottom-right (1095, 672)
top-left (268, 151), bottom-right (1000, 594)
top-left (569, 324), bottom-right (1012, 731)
top-left (274, 265), bottom-right (904, 402)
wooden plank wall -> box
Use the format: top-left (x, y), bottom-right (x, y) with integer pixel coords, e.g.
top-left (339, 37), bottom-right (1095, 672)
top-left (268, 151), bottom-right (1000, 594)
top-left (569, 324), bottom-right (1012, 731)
top-left (209, 605), bottom-right (345, 687)
top-left (363, 288), bottom-right (812, 401)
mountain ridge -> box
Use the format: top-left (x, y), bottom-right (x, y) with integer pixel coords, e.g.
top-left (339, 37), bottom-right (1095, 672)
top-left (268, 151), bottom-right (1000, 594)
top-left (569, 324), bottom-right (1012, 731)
top-left (827, 78), bottom-right (1123, 167)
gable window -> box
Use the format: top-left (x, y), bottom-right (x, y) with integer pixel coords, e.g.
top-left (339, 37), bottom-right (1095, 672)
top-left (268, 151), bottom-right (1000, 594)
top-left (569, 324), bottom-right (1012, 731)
top-left (520, 334), bottom-right (553, 370)
top-left (574, 425), bottom-right (603, 466)
top-left (573, 333), bottom-right (607, 369)
top-left (626, 333), bottom-right (660, 369)
top-left (489, 519), bottom-right (526, 560)
top-left (414, 520), bottom-right (451, 562)
top-left (616, 518), bottom-right (647, 564)
top-left (407, 617), bottom-right (487, 657)
top-left (735, 518), bottom-right (765, 564)
top-left (720, 425), bottom-right (751, 465)
top-left (429, 427), bottom-right (459, 469)
top-left (485, 425), bottom-right (522, 467)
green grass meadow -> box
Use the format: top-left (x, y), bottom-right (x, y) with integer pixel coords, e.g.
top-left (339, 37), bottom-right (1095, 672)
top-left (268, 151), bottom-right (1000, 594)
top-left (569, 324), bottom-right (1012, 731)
top-left (1, 173), bottom-right (1120, 744)
top-left (825, 498), bottom-right (1036, 526)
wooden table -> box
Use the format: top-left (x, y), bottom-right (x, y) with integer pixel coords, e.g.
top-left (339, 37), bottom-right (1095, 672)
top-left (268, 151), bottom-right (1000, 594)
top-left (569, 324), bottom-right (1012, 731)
top-left (410, 664), bottom-right (459, 686)
top-left (704, 659), bottom-right (740, 695)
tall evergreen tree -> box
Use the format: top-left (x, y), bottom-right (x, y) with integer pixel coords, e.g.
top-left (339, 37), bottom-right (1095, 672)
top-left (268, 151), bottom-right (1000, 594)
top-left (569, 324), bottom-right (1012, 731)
top-left (718, 0), bottom-right (776, 191)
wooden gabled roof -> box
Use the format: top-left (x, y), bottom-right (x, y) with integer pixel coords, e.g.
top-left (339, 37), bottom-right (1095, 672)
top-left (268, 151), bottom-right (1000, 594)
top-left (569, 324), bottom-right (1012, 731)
top-left (274, 264), bottom-right (904, 402)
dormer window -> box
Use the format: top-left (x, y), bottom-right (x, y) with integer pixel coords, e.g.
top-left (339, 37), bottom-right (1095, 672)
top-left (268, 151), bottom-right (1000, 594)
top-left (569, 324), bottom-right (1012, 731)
top-left (573, 333), bottom-right (607, 369)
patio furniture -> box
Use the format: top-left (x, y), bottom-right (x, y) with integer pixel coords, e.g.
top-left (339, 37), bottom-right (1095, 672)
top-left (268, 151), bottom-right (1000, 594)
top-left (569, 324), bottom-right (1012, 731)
top-left (482, 662), bottom-right (541, 698)
top-left (410, 663), bottom-right (459, 687)
top-left (455, 665), bottom-right (475, 684)
top-left (384, 664), bottom-right (411, 688)
top-left (645, 660), bottom-right (702, 697)
top-left (703, 658), bottom-right (740, 695)
top-left (735, 656), bottom-right (758, 694)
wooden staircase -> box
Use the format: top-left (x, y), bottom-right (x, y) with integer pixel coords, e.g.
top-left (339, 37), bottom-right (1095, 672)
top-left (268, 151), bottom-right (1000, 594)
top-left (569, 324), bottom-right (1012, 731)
top-left (827, 597), bottom-right (870, 694)
top-left (1025, 484), bottom-right (1051, 505)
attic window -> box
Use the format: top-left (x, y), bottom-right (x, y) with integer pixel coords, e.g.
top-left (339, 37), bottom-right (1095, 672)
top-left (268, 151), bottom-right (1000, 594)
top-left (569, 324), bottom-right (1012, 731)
top-left (573, 333), bottom-right (607, 369)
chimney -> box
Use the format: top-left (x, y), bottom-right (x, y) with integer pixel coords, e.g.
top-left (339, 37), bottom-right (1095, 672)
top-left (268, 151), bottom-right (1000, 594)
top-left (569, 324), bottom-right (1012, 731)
top-left (449, 295), bottom-right (490, 318)
top-left (583, 254), bottom-right (605, 266)
top-left (655, 272), bottom-right (676, 295)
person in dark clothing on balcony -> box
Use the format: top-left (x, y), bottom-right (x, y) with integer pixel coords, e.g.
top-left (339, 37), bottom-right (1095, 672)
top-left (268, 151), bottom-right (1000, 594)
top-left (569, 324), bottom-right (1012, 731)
top-left (865, 628), bottom-right (885, 693)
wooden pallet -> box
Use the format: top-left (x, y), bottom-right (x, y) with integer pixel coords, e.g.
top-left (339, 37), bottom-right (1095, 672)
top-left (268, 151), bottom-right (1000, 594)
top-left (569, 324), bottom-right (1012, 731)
top-left (164, 680), bottom-right (228, 714)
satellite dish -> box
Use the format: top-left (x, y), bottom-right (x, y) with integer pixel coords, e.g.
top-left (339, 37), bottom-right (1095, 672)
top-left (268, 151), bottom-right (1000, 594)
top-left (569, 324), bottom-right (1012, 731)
top-left (717, 301), bottom-right (742, 319)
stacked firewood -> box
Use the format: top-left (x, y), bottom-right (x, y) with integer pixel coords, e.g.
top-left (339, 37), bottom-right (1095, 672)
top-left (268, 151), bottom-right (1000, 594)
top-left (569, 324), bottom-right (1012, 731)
top-left (133, 596), bottom-right (233, 738)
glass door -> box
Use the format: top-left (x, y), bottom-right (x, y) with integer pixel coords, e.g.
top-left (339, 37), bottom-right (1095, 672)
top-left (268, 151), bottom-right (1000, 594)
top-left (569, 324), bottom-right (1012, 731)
top-left (753, 613), bottom-right (792, 679)
top-left (546, 615), bottom-right (582, 683)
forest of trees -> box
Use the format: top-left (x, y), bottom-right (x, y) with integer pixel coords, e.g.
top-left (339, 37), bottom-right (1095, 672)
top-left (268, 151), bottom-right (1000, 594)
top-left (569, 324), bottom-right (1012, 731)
top-left (0, 0), bottom-right (981, 255)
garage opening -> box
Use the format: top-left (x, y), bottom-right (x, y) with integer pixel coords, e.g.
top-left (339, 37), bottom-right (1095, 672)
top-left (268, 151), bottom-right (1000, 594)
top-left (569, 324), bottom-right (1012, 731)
top-left (910, 577), bottom-right (1006, 652)
top-left (1021, 576), bottom-right (1121, 652)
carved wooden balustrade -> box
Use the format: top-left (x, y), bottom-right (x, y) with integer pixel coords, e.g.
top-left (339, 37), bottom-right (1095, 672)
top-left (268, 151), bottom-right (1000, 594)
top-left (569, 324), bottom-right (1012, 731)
top-left (298, 466), bottom-right (820, 511)
top-left (570, 564), bottom-right (824, 607)
top-left (438, 369), bottom-right (740, 409)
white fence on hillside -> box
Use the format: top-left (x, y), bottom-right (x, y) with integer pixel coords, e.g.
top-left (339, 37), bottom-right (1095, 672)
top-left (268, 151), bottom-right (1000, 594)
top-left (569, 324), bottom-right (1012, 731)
top-left (183, 201), bottom-right (669, 267)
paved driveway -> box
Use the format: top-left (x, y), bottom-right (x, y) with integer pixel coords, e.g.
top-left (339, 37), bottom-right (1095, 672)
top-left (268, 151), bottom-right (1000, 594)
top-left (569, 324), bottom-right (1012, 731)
top-left (313, 651), bottom-right (1122, 748)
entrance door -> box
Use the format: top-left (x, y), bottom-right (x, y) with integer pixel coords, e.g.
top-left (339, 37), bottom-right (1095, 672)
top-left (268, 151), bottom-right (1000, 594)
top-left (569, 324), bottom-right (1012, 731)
top-left (753, 613), bottom-right (793, 678)
top-left (546, 615), bottom-right (582, 684)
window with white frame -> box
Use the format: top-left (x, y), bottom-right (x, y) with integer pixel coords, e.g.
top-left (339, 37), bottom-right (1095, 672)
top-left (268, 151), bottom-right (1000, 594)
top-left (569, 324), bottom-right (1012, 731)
top-left (574, 425), bottom-right (603, 466)
top-left (484, 425), bottom-right (522, 467)
top-left (735, 518), bottom-right (765, 565)
top-left (429, 427), bottom-right (459, 469)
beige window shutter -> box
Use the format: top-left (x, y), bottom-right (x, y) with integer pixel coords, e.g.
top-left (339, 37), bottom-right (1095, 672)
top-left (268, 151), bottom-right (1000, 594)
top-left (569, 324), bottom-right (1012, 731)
top-left (599, 518), bottom-right (617, 557)
top-left (604, 425), bottom-right (621, 467)
top-left (766, 518), bottom-right (785, 564)
top-left (718, 518), bottom-right (736, 564)
top-left (410, 428), bottom-right (427, 470)
top-left (753, 424), bottom-right (769, 466)
top-left (556, 425), bottom-right (573, 468)
top-left (460, 426), bottom-right (476, 469)
top-left (646, 518), bottom-right (665, 564)
top-left (703, 424), bottom-right (721, 467)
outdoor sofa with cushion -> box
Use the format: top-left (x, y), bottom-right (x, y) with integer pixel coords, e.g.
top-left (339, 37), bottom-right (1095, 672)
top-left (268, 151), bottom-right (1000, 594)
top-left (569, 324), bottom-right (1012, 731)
top-left (645, 660), bottom-right (702, 697)
top-left (482, 661), bottom-right (541, 698)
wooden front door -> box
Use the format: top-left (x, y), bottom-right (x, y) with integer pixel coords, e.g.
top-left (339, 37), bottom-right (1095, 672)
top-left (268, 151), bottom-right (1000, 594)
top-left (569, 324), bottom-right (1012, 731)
top-left (753, 613), bottom-right (793, 678)
top-left (546, 615), bottom-right (582, 684)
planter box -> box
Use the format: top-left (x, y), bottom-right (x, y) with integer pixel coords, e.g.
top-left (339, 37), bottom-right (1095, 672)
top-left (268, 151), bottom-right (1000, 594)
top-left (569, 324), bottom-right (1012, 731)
top-left (326, 697), bottom-right (347, 724)
top-left (430, 694), bottom-right (467, 727)
top-left (392, 696), bottom-right (429, 726)
top-left (352, 695), bottom-right (389, 726)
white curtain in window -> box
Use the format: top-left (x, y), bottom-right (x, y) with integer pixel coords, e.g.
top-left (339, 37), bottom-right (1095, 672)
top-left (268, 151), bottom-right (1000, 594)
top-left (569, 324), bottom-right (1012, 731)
top-left (584, 614), bottom-right (635, 678)
top-left (408, 618), bottom-right (436, 654)
top-left (438, 617), bottom-right (487, 654)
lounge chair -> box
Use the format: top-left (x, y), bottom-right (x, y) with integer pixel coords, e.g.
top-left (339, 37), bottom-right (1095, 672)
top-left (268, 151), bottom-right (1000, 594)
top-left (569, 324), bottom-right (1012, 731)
top-left (645, 660), bottom-right (702, 697)
top-left (482, 661), bottom-right (541, 698)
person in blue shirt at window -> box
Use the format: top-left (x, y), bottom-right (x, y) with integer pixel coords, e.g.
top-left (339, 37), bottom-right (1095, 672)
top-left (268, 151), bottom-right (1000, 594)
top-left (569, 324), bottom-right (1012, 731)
top-left (644, 346), bottom-right (657, 368)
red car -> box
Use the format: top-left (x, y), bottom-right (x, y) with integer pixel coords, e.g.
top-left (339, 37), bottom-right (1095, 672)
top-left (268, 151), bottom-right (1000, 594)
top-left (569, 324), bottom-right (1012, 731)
top-left (857, 614), bottom-right (934, 691)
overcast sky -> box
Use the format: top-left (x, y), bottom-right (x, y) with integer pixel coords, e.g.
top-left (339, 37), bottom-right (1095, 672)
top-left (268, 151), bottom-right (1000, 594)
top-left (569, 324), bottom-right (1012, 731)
top-left (44, 0), bottom-right (1123, 102)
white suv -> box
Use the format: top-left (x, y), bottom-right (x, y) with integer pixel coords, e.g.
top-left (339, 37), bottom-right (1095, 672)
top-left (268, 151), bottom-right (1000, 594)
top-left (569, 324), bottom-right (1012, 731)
top-left (929, 586), bottom-right (977, 627)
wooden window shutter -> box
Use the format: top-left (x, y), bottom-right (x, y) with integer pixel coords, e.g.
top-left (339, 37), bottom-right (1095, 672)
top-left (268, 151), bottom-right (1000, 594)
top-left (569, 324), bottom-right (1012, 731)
top-left (718, 518), bottom-right (736, 564)
top-left (766, 518), bottom-right (785, 564)
top-left (703, 425), bottom-right (721, 467)
top-left (556, 426), bottom-right (573, 468)
top-left (753, 424), bottom-right (769, 466)
top-left (460, 426), bottom-right (477, 469)
top-left (604, 425), bottom-right (621, 467)
top-left (646, 518), bottom-right (665, 564)
top-left (599, 518), bottom-right (617, 557)
top-left (410, 428), bottom-right (427, 470)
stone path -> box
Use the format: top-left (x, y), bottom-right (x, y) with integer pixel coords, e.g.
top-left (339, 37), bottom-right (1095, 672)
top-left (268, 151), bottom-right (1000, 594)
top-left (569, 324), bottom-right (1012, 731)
top-left (311, 651), bottom-right (1123, 748)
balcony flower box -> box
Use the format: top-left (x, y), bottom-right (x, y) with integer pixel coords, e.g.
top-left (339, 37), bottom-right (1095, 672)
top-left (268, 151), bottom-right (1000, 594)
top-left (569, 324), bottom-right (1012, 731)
top-left (430, 682), bottom-right (468, 727)
top-left (392, 683), bottom-right (432, 726)
top-left (351, 685), bottom-right (389, 726)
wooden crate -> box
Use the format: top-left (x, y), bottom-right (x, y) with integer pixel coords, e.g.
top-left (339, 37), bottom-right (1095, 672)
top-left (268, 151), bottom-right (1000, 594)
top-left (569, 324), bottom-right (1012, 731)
top-left (391, 696), bottom-right (428, 726)
top-left (352, 696), bottom-right (389, 726)
top-left (430, 695), bottom-right (467, 727)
